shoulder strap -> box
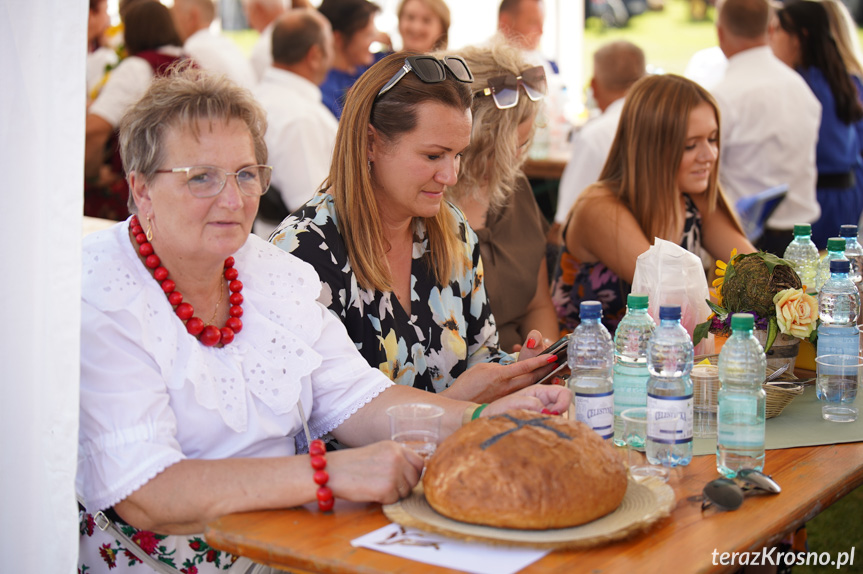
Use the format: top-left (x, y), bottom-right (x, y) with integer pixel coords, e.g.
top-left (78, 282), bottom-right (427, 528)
top-left (79, 496), bottom-right (181, 574)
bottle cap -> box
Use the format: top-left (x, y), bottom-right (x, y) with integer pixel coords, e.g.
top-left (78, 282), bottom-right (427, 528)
top-left (827, 237), bottom-right (847, 252)
top-left (580, 300), bottom-right (602, 320)
top-left (840, 224), bottom-right (859, 238)
top-left (659, 305), bottom-right (681, 320)
top-left (627, 293), bottom-right (649, 309)
top-left (731, 313), bottom-right (755, 331)
top-left (793, 223), bottom-right (812, 236)
top-left (830, 259), bottom-right (851, 274)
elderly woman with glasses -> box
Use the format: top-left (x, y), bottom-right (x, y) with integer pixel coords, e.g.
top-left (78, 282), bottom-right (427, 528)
top-left (443, 38), bottom-right (559, 353)
top-left (77, 67), bottom-right (570, 574)
top-left (271, 52), bottom-right (561, 402)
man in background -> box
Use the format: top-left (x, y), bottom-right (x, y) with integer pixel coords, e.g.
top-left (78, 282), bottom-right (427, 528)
top-left (553, 41), bottom-right (645, 236)
top-left (498, 0), bottom-right (558, 74)
top-left (243, 0), bottom-right (288, 82)
top-left (172, 0), bottom-right (256, 89)
top-left (711, 0), bottom-right (820, 254)
top-left (253, 8), bottom-right (337, 236)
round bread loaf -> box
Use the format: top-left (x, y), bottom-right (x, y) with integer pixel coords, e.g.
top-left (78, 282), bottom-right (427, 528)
top-left (423, 409), bottom-right (627, 529)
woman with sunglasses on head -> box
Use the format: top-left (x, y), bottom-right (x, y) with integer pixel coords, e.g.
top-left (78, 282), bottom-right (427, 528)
top-left (443, 38), bottom-right (559, 352)
top-left (78, 66), bottom-right (570, 573)
top-left (771, 0), bottom-right (863, 249)
top-left (551, 74), bottom-right (755, 334)
top-left (271, 52), bottom-right (560, 402)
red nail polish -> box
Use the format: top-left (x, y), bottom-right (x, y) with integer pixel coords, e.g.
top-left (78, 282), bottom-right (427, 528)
top-left (541, 408), bottom-right (552, 415)
top-left (546, 355), bottom-right (558, 364)
top-left (551, 410), bottom-right (560, 416)
top-left (526, 338), bottom-right (536, 349)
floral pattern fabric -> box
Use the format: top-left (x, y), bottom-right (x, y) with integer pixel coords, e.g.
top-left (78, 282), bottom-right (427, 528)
top-left (78, 510), bottom-right (234, 573)
top-left (271, 192), bottom-right (510, 393)
top-left (551, 194), bottom-right (703, 334)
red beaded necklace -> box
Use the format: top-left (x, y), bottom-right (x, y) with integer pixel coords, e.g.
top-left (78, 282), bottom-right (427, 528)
top-left (130, 214), bottom-right (244, 347)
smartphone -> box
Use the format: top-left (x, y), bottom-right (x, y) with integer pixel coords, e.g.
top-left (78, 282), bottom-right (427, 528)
top-left (536, 335), bottom-right (570, 384)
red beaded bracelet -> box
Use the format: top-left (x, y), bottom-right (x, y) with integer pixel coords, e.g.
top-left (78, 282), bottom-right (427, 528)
top-left (309, 439), bottom-right (333, 512)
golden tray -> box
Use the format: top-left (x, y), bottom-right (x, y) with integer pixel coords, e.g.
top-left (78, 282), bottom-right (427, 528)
top-left (382, 477), bottom-right (675, 550)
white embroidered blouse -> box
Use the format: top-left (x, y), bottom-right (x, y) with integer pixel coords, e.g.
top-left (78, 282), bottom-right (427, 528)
top-left (77, 218), bottom-right (392, 513)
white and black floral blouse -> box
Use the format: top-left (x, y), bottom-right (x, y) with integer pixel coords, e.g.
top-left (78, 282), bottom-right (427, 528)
top-left (271, 192), bottom-right (512, 393)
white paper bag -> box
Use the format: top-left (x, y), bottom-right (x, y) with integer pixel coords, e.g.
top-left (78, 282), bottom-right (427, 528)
top-left (631, 238), bottom-right (713, 355)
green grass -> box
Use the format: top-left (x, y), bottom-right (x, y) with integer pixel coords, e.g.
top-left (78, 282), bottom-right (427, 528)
top-left (582, 0), bottom-right (863, 79)
top-left (796, 484), bottom-right (863, 573)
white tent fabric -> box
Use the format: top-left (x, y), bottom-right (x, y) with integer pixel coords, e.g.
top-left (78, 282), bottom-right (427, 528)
top-left (0, 0), bottom-right (85, 571)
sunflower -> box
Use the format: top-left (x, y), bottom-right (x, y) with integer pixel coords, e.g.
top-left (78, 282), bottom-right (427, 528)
top-left (710, 248), bottom-right (737, 306)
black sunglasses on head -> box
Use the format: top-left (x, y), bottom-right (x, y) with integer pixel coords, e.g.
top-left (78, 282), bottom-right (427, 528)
top-left (701, 469), bottom-right (781, 512)
top-left (376, 55), bottom-right (474, 99)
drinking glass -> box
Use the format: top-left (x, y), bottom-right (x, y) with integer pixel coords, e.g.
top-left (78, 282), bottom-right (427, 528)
top-left (386, 403), bottom-right (444, 460)
top-left (692, 364), bottom-right (718, 438)
top-left (620, 407), bottom-right (669, 482)
top-left (816, 354), bottom-right (862, 422)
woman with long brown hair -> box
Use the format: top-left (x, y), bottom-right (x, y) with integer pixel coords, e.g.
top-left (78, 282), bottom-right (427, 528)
top-left (272, 52), bottom-right (558, 400)
top-left (771, 0), bottom-right (863, 248)
top-left (552, 74), bottom-right (754, 333)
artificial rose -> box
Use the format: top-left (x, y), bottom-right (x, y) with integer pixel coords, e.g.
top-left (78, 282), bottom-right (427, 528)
top-left (773, 288), bottom-right (818, 338)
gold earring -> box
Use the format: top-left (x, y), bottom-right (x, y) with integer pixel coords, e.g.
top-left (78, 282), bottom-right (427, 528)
top-left (146, 216), bottom-right (153, 242)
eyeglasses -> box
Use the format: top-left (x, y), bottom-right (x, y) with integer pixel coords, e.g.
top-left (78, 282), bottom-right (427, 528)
top-left (376, 55), bottom-right (474, 99)
top-left (701, 470), bottom-right (781, 512)
top-left (475, 66), bottom-right (547, 110)
top-left (155, 165), bottom-right (273, 198)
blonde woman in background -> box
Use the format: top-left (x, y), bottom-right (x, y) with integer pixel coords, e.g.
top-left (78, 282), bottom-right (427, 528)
top-left (445, 38), bottom-right (559, 352)
top-left (398, 0), bottom-right (450, 52)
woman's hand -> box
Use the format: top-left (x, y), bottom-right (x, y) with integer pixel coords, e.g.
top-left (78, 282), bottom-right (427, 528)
top-left (512, 329), bottom-right (550, 360)
top-left (441, 352), bottom-right (558, 403)
top-left (326, 441), bottom-right (424, 504)
top-left (483, 383), bottom-right (572, 418)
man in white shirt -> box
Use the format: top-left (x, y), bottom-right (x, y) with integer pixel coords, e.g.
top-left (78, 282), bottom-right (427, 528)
top-left (554, 41), bottom-right (645, 229)
top-left (242, 0), bottom-right (288, 82)
top-left (253, 7), bottom-right (338, 236)
top-left (711, 0), bottom-right (821, 254)
top-left (497, 0), bottom-right (557, 76)
top-left (172, 0), bottom-right (257, 90)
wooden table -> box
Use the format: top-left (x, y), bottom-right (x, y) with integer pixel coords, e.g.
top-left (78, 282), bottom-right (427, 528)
top-left (523, 157), bottom-right (568, 180)
top-left (205, 441), bottom-right (863, 573)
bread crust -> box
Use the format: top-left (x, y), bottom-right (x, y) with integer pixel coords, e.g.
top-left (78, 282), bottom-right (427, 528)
top-left (423, 410), bottom-right (627, 529)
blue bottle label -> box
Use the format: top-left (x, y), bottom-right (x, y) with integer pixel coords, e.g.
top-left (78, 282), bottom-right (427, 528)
top-left (575, 390), bottom-right (614, 440)
top-left (647, 394), bottom-right (693, 444)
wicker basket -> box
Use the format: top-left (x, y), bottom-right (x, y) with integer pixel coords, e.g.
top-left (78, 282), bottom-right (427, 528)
top-left (694, 354), bottom-right (805, 419)
top-left (763, 382), bottom-right (805, 418)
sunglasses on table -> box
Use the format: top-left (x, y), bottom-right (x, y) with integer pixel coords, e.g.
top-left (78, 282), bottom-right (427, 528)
top-left (475, 66), bottom-right (547, 109)
top-left (376, 55), bottom-right (474, 99)
top-left (701, 469), bottom-right (782, 512)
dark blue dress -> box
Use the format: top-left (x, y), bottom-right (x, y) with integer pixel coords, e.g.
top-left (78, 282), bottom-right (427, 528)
top-left (320, 52), bottom-right (388, 119)
top-left (800, 67), bottom-right (863, 248)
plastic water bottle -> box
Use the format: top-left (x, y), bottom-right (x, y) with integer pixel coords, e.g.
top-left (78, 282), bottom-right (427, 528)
top-left (612, 293), bottom-right (655, 447)
top-left (717, 313), bottom-right (767, 478)
top-left (567, 301), bottom-right (614, 441)
top-left (815, 237), bottom-right (849, 292)
top-left (783, 223), bottom-right (820, 292)
top-left (840, 225), bottom-right (863, 323)
top-left (817, 260), bottom-right (861, 398)
top-left (646, 305), bottom-right (694, 467)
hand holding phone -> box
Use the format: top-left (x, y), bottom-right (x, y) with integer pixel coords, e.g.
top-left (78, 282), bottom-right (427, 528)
top-left (537, 335), bottom-right (570, 384)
